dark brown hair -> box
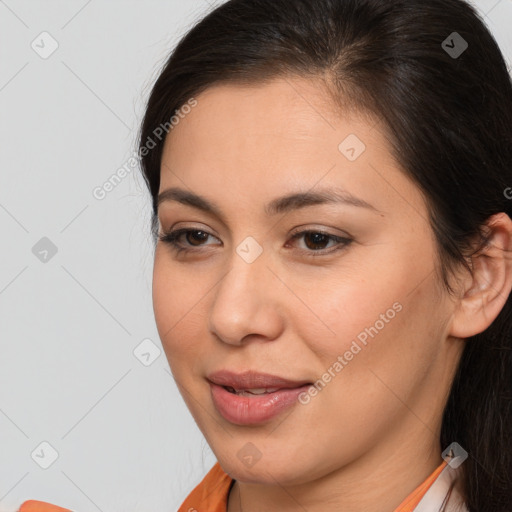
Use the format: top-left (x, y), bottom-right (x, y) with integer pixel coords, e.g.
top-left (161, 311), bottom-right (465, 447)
top-left (138, 1), bottom-right (512, 510)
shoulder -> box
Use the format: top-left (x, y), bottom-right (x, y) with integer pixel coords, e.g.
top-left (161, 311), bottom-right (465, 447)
top-left (18, 501), bottom-right (71, 512)
top-left (18, 463), bottom-right (234, 512)
top-left (178, 462), bottom-right (234, 512)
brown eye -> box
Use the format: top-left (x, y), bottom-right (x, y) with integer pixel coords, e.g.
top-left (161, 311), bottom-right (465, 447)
top-left (157, 228), bottom-right (220, 255)
top-left (302, 232), bottom-right (331, 250)
top-left (287, 230), bottom-right (353, 256)
top-left (185, 230), bottom-right (210, 246)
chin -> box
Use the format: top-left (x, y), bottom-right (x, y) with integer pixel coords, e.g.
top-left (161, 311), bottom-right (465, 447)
top-left (218, 452), bottom-right (315, 486)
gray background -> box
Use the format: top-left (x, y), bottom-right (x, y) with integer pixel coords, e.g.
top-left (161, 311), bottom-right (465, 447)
top-left (0, 1), bottom-right (510, 511)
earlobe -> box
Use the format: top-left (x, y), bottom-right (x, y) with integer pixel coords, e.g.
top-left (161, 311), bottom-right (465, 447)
top-left (449, 212), bottom-right (512, 339)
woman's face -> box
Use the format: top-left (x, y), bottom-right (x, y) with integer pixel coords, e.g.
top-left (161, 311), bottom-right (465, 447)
top-left (152, 77), bottom-right (465, 488)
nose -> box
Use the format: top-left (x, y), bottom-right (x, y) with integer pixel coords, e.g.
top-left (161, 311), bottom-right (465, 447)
top-left (208, 242), bottom-right (284, 346)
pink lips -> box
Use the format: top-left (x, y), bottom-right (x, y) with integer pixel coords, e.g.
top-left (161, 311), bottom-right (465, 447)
top-left (207, 370), bottom-right (313, 425)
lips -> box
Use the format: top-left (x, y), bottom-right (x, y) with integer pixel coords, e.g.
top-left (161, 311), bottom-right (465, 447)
top-left (206, 369), bottom-right (312, 392)
top-left (206, 369), bottom-right (314, 425)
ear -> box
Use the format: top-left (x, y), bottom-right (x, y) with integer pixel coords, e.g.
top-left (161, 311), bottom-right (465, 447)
top-left (450, 212), bottom-right (512, 339)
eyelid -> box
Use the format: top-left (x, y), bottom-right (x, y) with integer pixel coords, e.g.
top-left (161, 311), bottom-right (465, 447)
top-left (288, 224), bottom-right (352, 239)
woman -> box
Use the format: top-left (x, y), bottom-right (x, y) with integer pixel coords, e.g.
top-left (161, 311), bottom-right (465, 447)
top-left (18, 0), bottom-right (512, 510)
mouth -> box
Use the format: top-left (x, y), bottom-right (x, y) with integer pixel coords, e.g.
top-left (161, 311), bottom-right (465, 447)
top-left (222, 385), bottom-right (288, 396)
top-left (206, 369), bottom-right (313, 391)
top-left (206, 369), bottom-right (314, 425)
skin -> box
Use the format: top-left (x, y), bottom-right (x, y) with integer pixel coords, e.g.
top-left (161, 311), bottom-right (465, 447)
top-left (152, 76), bottom-right (512, 511)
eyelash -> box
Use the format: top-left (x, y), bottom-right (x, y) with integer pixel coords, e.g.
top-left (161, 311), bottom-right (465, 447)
top-left (157, 228), bottom-right (353, 257)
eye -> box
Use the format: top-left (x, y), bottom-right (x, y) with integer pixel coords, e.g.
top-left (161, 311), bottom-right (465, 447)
top-left (286, 229), bottom-right (352, 256)
top-left (157, 228), bottom-right (220, 256)
top-left (157, 228), bottom-right (352, 257)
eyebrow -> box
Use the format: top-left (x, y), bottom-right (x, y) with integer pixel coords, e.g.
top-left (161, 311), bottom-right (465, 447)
top-left (157, 186), bottom-right (380, 221)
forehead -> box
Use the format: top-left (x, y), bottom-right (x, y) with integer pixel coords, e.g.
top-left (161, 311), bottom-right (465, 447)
top-left (164, 76), bottom-right (353, 152)
top-left (158, 77), bottom-right (424, 221)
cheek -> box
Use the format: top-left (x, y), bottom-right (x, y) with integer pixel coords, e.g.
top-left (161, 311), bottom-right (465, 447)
top-left (306, 233), bottom-right (440, 365)
top-left (152, 254), bottom-right (208, 367)
top-left (328, 297), bottom-right (439, 420)
top-left (298, 259), bottom-right (440, 409)
top-left (294, 265), bottom-right (408, 361)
